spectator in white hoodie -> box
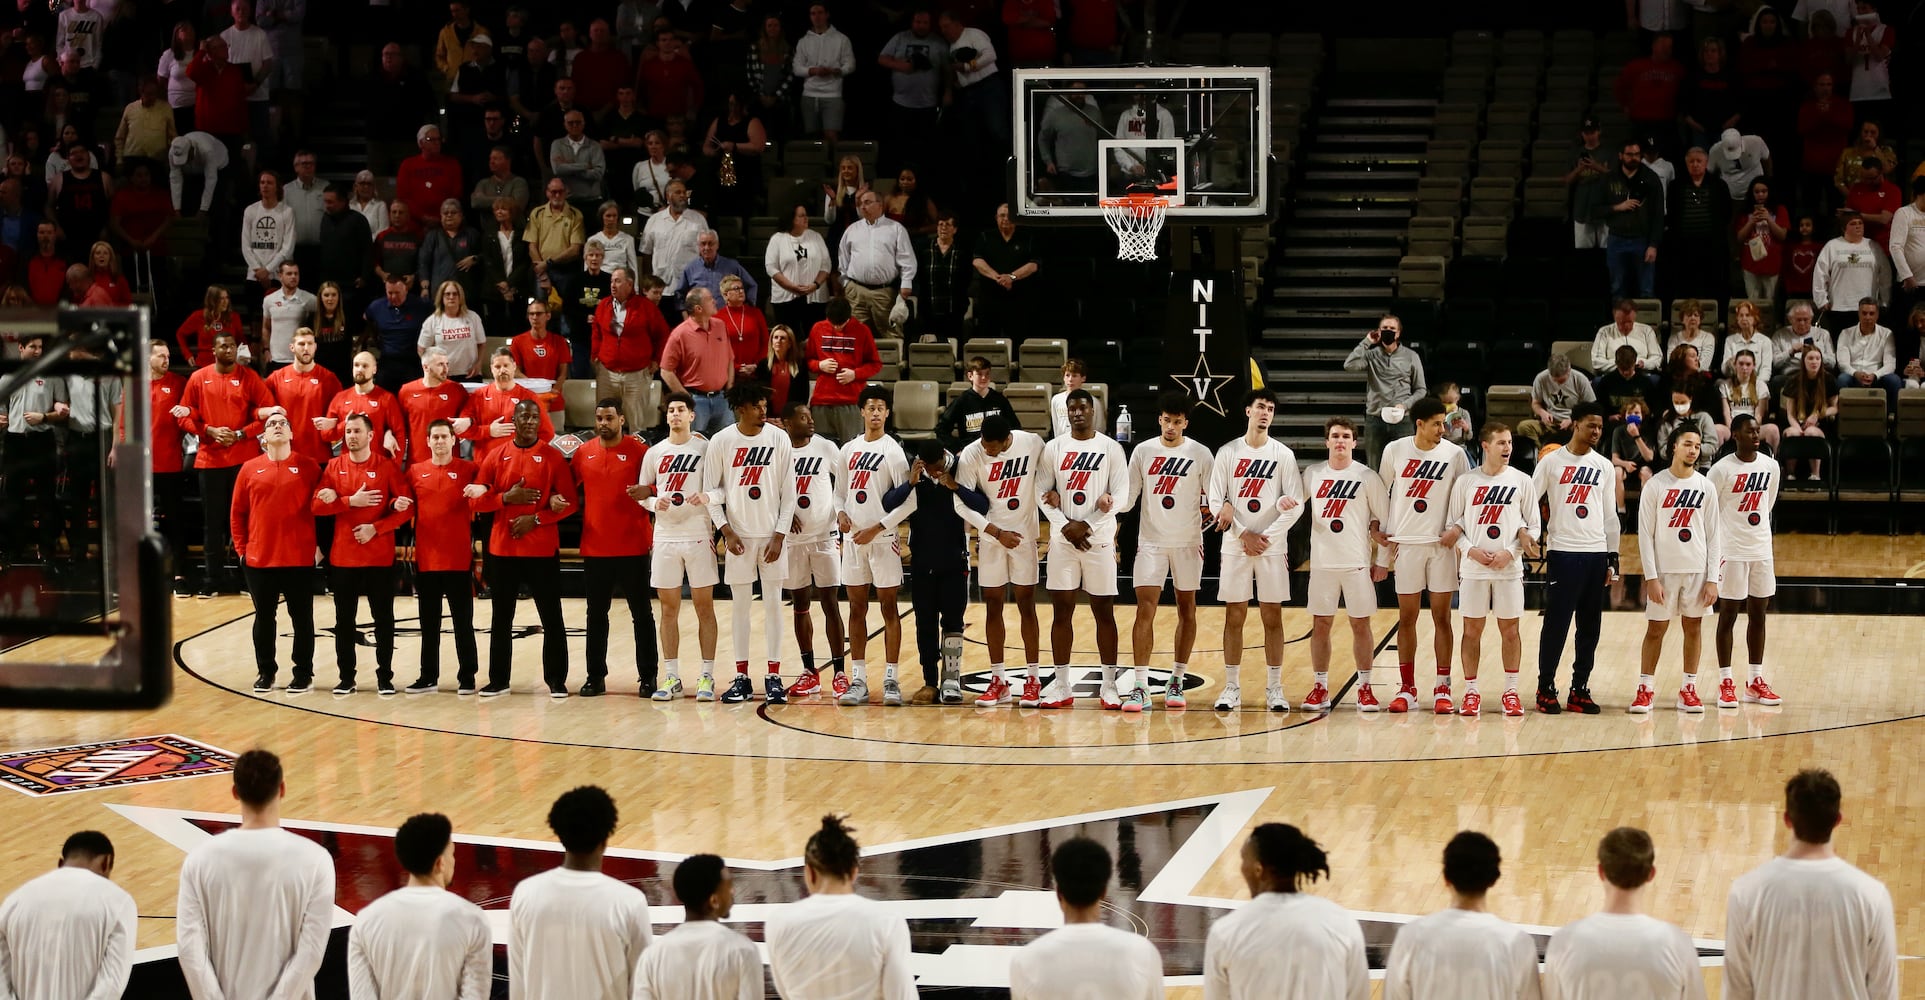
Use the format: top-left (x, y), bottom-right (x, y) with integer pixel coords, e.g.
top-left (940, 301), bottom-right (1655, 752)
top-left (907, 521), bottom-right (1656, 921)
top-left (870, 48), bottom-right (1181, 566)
top-left (792, 3), bottom-right (855, 143)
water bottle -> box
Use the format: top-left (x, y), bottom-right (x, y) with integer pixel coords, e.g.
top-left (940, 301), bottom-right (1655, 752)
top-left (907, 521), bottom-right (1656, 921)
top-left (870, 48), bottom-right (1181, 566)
top-left (1115, 405), bottom-right (1133, 444)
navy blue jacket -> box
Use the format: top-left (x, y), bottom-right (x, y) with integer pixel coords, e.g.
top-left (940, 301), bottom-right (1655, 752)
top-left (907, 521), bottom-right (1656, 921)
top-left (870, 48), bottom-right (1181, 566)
top-left (883, 455), bottom-right (989, 574)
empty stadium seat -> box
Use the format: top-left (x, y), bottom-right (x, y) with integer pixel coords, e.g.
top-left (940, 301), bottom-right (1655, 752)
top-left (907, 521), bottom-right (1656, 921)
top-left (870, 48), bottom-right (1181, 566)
top-left (1395, 256), bottom-right (1448, 300)
top-left (894, 380), bottom-right (941, 441)
top-left (1003, 382), bottom-right (1053, 435)
top-left (1018, 339), bottom-right (1069, 384)
top-left (906, 342), bottom-right (957, 382)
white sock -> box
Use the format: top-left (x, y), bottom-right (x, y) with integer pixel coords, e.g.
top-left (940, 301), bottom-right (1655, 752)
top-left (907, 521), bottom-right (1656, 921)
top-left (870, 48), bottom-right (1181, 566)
top-left (1266, 665), bottom-right (1281, 687)
top-left (1465, 677), bottom-right (1479, 695)
top-left (1357, 667), bottom-right (1371, 686)
top-left (991, 662), bottom-right (1005, 682)
top-left (664, 658), bottom-right (681, 683)
top-left (1683, 672), bottom-right (1697, 689)
top-left (851, 659), bottom-right (867, 681)
top-left (1027, 663), bottom-right (1040, 680)
top-left (884, 662), bottom-right (898, 682)
top-left (1172, 661), bottom-right (1187, 679)
top-left (700, 659), bottom-right (714, 678)
top-left (1101, 664), bottom-right (1116, 689)
top-left (1749, 663), bottom-right (1764, 680)
top-left (1719, 666), bottom-right (1734, 681)
top-left (731, 598), bottom-right (753, 666)
top-left (1223, 663), bottom-right (1238, 686)
top-left (1313, 671), bottom-right (1327, 688)
top-left (1504, 672), bottom-right (1518, 693)
top-left (1638, 672), bottom-right (1654, 689)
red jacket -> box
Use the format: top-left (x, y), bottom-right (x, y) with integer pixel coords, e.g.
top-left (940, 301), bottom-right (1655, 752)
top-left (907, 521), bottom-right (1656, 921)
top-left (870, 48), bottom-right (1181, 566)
top-left (1614, 57), bottom-right (1684, 121)
top-left (406, 457), bottom-right (479, 572)
top-left (469, 439), bottom-right (577, 558)
top-left (310, 451), bottom-right (413, 567)
top-left (395, 153), bottom-right (464, 228)
top-left (186, 52), bottom-right (249, 136)
top-left (570, 48), bottom-right (631, 111)
top-left (719, 305), bottom-right (768, 371)
top-left (590, 293), bottom-right (666, 373)
top-left (149, 372), bottom-right (188, 474)
top-left (571, 436), bottom-right (652, 558)
top-left (1845, 180), bottom-right (1902, 246)
top-left (1002, 0), bottom-right (1058, 64)
top-left (510, 331), bottom-right (572, 381)
top-left (324, 386), bottom-right (405, 458)
top-left (26, 254), bottom-right (65, 307)
top-left (805, 317), bottom-right (882, 407)
top-left (635, 55), bottom-right (703, 119)
top-left (397, 377), bottom-right (470, 463)
top-left (231, 451), bottom-right (321, 568)
top-left (175, 309), bottom-right (244, 368)
top-left (1798, 98), bottom-right (1856, 175)
top-left (179, 363), bottom-right (274, 469)
top-left (266, 363), bottom-right (343, 463)
top-left (462, 381), bottom-right (554, 464)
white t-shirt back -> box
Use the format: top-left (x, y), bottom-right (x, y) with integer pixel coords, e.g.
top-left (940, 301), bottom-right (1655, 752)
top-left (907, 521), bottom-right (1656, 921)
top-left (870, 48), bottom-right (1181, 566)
top-left (1009, 921), bottom-right (1163, 1000)
top-left (1723, 856), bottom-right (1897, 1000)
top-left (764, 892), bottom-right (917, 1000)
top-left (1542, 911), bottom-right (1705, 1000)
top-left (507, 867), bottom-right (653, 1000)
top-left (348, 884), bottom-right (492, 1000)
top-left (1384, 907), bottom-right (1543, 1000)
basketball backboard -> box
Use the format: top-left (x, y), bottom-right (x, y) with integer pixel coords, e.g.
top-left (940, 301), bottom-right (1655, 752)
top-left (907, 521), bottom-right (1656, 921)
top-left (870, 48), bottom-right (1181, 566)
top-left (1013, 67), bottom-right (1272, 222)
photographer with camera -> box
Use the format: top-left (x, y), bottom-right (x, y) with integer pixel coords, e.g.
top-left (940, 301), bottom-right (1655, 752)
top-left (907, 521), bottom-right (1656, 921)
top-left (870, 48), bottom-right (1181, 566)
top-left (1343, 313), bottom-right (1427, 466)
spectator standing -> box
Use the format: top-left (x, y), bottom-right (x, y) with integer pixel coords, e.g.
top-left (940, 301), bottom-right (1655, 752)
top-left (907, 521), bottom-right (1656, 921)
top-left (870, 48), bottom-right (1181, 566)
top-left (417, 198), bottom-right (485, 306)
top-left (1707, 128), bottom-right (1769, 203)
top-left (48, 143), bottom-right (112, 264)
top-left (1681, 38), bottom-right (1741, 154)
top-left (1844, 0), bottom-right (1896, 126)
top-left (1343, 314), bottom-right (1426, 465)
top-left (525, 177), bottom-right (586, 293)
top-left (241, 169), bottom-right (294, 291)
top-left (940, 10), bottom-right (1008, 147)
top-left (1736, 179), bottom-right (1789, 304)
top-left (283, 150), bottom-right (325, 267)
top-left (1784, 214), bottom-right (1820, 301)
top-left (636, 34), bottom-right (704, 123)
top-left (1843, 156), bottom-right (1901, 247)
top-left (509, 302), bottom-right (569, 420)
top-left (919, 212), bottom-right (970, 341)
top-left (365, 275), bottom-right (434, 392)
top-left (24, 222), bottom-right (64, 307)
top-left (767, 201), bottom-right (831, 334)
top-left (1812, 211), bottom-right (1890, 332)
top-left (804, 297), bottom-right (881, 442)
top-left (1833, 120), bottom-right (1896, 200)
top-left (598, 86), bottom-right (657, 204)
top-left (314, 183), bottom-right (372, 298)
top-left (1603, 138), bottom-right (1666, 300)
top-left (1739, 8), bottom-right (1803, 160)
top-left (1781, 344), bottom-right (1837, 478)
top-left (701, 92), bottom-right (767, 220)
top-left (637, 179), bottom-right (706, 320)
top-left (260, 260), bottom-right (315, 368)
top-left (717, 274), bottom-right (767, 381)
top-left (177, 286), bottom-right (244, 367)
top-left (114, 75), bottom-right (175, 163)
top-left (1568, 118), bottom-right (1611, 248)
top-left (1835, 298), bottom-right (1900, 406)
top-left (747, 15), bottom-right (794, 138)
top-left (471, 144), bottom-right (532, 216)
top-left (0, 830), bottom-right (135, 1000)
top-left (434, 1), bottom-right (486, 89)
top-left (1520, 353), bottom-right (1596, 445)
top-left (1667, 147), bottom-right (1730, 302)
top-left (550, 109), bottom-right (608, 212)
top-left (679, 229), bottom-right (758, 307)
top-left (255, 0), bottom-right (306, 95)
top-left (1888, 176), bottom-right (1925, 326)
top-left (481, 197), bottom-right (533, 342)
top-left (592, 265), bottom-right (667, 434)
top-left (1615, 35), bottom-right (1685, 158)
top-left (374, 201), bottom-right (423, 288)
top-left (446, 35), bottom-right (505, 153)
top-left (878, 11), bottom-right (946, 175)
top-left (838, 189), bottom-right (917, 336)
top-left (396, 126), bottom-right (465, 231)
top-left (158, 23), bottom-right (199, 137)
top-left (1003, 0), bottom-right (1058, 67)
top-left (660, 286), bottom-right (735, 434)
top-left (631, 130), bottom-right (675, 216)
top-left (1038, 83), bottom-right (1102, 196)
top-left (350, 171), bottom-right (390, 236)
top-left (365, 44), bottom-right (438, 176)
top-left (792, 3), bottom-right (855, 143)
top-left (971, 203), bottom-right (1039, 340)
top-left (561, 244), bottom-right (615, 375)
top-left (1797, 72), bottom-right (1854, 216)
top-left (586, 202), bottom-right (638, 277)
top-left (756, 325), bottom-right (808, 416)
top-left (1592, 299), bottom-right (1665, 372)
top-left (107, 161), bottom-right (175, 274)
top-left (572, 20), bottom-right (631, 113)
top-left (419, 281), bottom-right (486, 379)
top-left (219, 0), bottom-right (276, 162)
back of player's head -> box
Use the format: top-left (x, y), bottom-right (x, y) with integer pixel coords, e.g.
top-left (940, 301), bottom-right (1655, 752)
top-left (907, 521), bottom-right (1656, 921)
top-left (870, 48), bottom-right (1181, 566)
top-left (663, 390), bottom-right (696, 412)
top-left (1157, 391), bottom-right (1192, 418)
top-left (858, 383), bottom-right (893, 410)
top-left (1243, 387), bottom-right (1278, 408)
top-left (1050, 837), bottom-right (1113, 908)
top-left (804, 814), bottom-right (860, 879)
top-left (727, 379), bottom-right (769, 411)
top-left (979, 414), bottom-right (1011, 443)
top-left (673, 853), bottom-right (728, 912)
top-left (1784, 768), bottom-right (1843, 844)
top-left (915, 438), bottom-right (946, 466)
top-left (1065, 387), bottom-right (1093, 408)
top-left (1571, 401), bottom-right (1608, 424)
top-left (1480, 420), bottom-right (1511, 444)
top-left (394, 813), bottom-right (454, 877)
top-left (1596, 826), bottom-right (1656, 889)
top-left (1409, 397), bottom-right (1446, 424)
top-left (1249, 823), bottom-right (1329, 891)
top-left (232, 749), bottom-right (283, 808)
top-left (1441, 831), bottom-right (1502, 896)
top-left (61, 830), bottom-right (114, 862)
top-left (547, 785), bottom-right (619, 854)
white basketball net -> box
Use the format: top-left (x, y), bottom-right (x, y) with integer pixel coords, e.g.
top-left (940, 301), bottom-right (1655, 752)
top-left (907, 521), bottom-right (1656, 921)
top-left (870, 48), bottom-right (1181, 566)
top-left (1101, 195), bottom-right (1169, 262)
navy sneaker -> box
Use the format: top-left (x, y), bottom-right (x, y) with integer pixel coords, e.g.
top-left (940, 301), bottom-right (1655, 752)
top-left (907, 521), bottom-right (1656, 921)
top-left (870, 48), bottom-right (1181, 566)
top-left (720, 674), bottom-right (755, 703)
top-left (764, 673), bottom-right (787, 705)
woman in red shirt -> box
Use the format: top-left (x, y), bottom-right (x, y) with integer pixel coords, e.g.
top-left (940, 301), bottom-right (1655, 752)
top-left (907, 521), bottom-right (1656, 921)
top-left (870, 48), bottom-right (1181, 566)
top-left (754, 323), bottom-right (805, 422)
top-left (1735, 178), bottom-right (1789, 305)
top-left (176, 285), bottom-right (244, 367)
top-left (717, 273), bottom-right (767, 383)
top-left (86, 242), bottom-right (133, 306)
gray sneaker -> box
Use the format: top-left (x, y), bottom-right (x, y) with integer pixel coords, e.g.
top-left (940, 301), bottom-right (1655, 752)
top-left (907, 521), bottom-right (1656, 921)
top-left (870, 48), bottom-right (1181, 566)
top-left (838, 677), bottom-right (870, 706)
top-left (940, 668), bottom-right (963, 704)
top-left (882, 677), bottom-right (903, 706)
top-left (651, 677), bottom-right (684, 701)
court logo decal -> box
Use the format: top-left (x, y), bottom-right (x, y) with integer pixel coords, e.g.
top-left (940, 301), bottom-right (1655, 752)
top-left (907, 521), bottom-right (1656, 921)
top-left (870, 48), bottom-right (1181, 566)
top-left (0, 735), bottom-right (235, 797)
top-left (960, 664), bottom-right (1207, 696)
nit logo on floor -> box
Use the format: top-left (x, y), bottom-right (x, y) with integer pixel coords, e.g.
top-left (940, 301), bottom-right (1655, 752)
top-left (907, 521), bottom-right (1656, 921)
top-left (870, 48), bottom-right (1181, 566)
top-left (0, 735), bottom-right (236, 796)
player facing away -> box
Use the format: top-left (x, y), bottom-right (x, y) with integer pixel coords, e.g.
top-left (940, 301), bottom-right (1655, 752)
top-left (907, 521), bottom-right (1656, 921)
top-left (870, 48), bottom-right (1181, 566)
top-left (347, 813), bottom-right (491, 1000)
top-left (781, 403), bottom-right (850, 699)
top-left (1008, 838), bottom-right (1164, 1000)
top-left (1202, 823), bottom-right (1369, 1000)
top-left (1708, 414), bottom-right (1785, 709)
top-left (1038, 389), bottom-right (1131, 709)
top-left (1375, 396), bottom-right (1471, 712)
top-left (705, 381), bottom-right (795, 704)
top-left (1723, 769), bottom-right (1897, 1000)
top-left (1542, 827), bottom-right (1707, 1000)
top-left (1530, 402), bottom-right (1619, 715)
top-left (639, 392), bottom-right (720, 700)
top-left (633, 855), bottom-right (763, 1000)
top-left (1208, 388), bottom-right (1307, 712)
top-left (508, 786), bottom-right (653, 1000)
top-left (957, 414), bottom-right (1047, 707)
top-left (1301, 417), bottom-right (1388, 713)
top-left (836, 385), bottom-right (913, 706)
top-left (765, 816), bottom-right (918, 1000)
top-left (1122, 393), bottom-right (1214, 711)
top-left (0, 831), bottom-right (135, 1000)
top-left (1383, 831), bottom-right (1542, 1000)
top-left (1635, 427), bottom-right (1722, 714)
top-left (1439, 423), bottom-right (1542, 717)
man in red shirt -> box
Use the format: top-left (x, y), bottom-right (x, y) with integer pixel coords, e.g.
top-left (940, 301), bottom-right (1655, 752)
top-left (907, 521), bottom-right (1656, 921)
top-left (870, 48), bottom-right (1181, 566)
top-left (107, 160), bottom-right (175, 263)
top-left (464, 346), bottom-right (553, 464)
top-left (1614, 35), bottom-right (1684, 158)
top-left (311, 412), bottom-right (413, 695)
top-left (569, 19), bottom-right (630, 112)
top-left (469, 398), bottom-right (577, 697)
top-left (509, 300), bottom-right (570, 422)
top-left (180, 330), bottom-right (275, 596)
top-left (266, 329), bottom-right (342, 462)
top-left (231, 411), bottom-right (321, 691)
top-left (660, 285), bottom-right (734, 435)
top-left (591, 266), bottom-right (664, 438)
top-left (186, 36), bottom-right (249, 155)
top-left (148, 340), bottom-right (193, 595)
top-left (1844, 158), bottom-right (1903, 246)
top-left (803, 296), bottom-right (882, 443)
top-left (635, 33), bottom-right (703, 121)
top-left (395, 125), bottom-right (465, 229)
top-left (1002, 0), bottom-right (1057, 66)
top-left (403, 419), bottom-right (481, 693)
top-left (25, 222), bottom-right (66, 307)
top-left (398, 347), bottom-right (473, 462)
top-left (571, 400), bottom-right (657, 697)
top-left (323, 350), bottom-right (405, 458)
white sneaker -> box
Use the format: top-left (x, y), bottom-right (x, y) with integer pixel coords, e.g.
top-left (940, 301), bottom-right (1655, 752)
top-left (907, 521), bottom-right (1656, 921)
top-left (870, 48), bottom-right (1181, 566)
top-left (1213, 682), bottom-right (1241, 711)
top-left (1098, 682), bottom-right (1121, 710)
top-left (1266, 684), bottom-right (1291, 713)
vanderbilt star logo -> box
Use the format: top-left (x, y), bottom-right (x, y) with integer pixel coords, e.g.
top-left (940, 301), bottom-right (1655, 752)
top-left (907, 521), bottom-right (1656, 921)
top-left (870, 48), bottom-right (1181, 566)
top-left (1178, 354), bottom-right (1235, 417)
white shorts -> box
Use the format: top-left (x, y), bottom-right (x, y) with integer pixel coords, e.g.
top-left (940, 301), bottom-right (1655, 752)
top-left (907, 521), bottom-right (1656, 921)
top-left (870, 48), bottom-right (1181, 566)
top-left (1218, 544), bottom-right (1290, 605)
top-left (651, 539), bottom-right (719, 590)
top-left (842, 533), bottom-right (904, 590)
top-left (978, 529), bottom-right (1040, 588)
top-left (1718, 559), bottom-right (1776, 601)
top-left (1133, 544), bottom-right (1204, 592)
top-left (1046, 542), bottom-right (1118, 597)
top-left (1307, 567), bottom-right (1377, 618)
top-left (723, 536), bottom-right (788, 585)
top-left (784, 536), bottom-right (841, 590)
top-left (1393, 542), bottom-right (1458, 595)
top-left (1645, 572), bottom-right (1711, 621)
top-left (1459, 576), bottom-right (1525, 619)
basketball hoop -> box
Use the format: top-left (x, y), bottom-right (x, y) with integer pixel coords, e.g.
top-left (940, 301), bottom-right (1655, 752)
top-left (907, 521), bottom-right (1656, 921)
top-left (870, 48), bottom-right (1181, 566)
top-left (1100, 192), bottom-right (1170, 262)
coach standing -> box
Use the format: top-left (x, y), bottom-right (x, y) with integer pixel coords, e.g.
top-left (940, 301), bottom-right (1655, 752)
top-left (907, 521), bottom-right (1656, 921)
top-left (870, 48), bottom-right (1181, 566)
top-left (571, 399), bottom-right (659, 698)
top-left (883, 439), bottom-right (989, 704)
top-left (837, 189), bottom-right (917, 337)
top-left (405, 420), bottom-right (482, 694)
top-left (312, 413), bottom-right (414, 696)
top-left (592, 266), bottom-right (666, 436)
top-left (364, 274), bottom-right (434, 393)
top-left (181, 331), bottom-right (275, 597)
top-left (470, 399), bottom-right (577, 698)
top-left (232, 413), bottom-right (322, 693)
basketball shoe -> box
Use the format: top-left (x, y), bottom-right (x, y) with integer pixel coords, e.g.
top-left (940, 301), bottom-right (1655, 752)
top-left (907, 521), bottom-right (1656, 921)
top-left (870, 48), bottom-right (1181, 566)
top-left (1355, 684), bottom-right (1380, 712)
top-left (1018, 675), bottom-right (1043, 707)
top-left (652, 678), bottom-right (684, 701)
top-left (1037, 676), bottom-right (1073, 709)
top-left (787, 672), bottom-right (821, 698)
top-left (1500, 690), bottom-right (1523, 717)
top-left (1536, 686), bottom-right (1561, 714)
top-left (720, 674), bottom-right (754, 703)
top-left (1433, 683), bottom-right (1454, 714)
top-left (695, 675), bottom-right (716, 702)
top-left (1458, 691), bottom-right (1482, 717)
top-left (1743, 677), bottom-right (1781, 705)
top-left (1387, 685), bottom-right (1419, 713)
top-left (1164, 680), bottom-right (1187, 710)
top-left (1716, 678), bottom-right (1739, 709)
top-left (1675, 684), bottom-right (1704, 713)
top-left (1121, 687), bottom-right (1146, 713)
top-left (837, 677), bottom-right (869, 706)
top-left (1213, 682), bottom-right (1240, 711)
top-left (976, 677), bottom-right (1012, 707)
top-left (1272, 684), bottom-right (1296, 712)
top-left (1627, 685), bottom-right (1654, 714)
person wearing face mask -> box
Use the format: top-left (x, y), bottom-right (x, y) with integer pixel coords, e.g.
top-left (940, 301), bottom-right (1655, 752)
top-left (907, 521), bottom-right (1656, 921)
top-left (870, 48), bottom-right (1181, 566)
top-left (1656, 382), bottom-right (1718, 473)
top-left (1342, 313), bottom-right (1426, 467)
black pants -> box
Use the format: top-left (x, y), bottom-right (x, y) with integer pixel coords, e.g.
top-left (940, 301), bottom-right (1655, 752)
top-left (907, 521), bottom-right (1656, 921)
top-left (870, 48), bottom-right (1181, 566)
top-left (62, 436), bottom-right (101, 560)
top-left (332, 564), bottom-right (396, 684)
top-left (246, 565), bottom-right (315, 680)
top-left (584, 555), bottom-right (658, 688)
top-left (1536, 550), bottom-right (1608, 693)
top-left (488, 554), bottom-right (567, 690)
top-left (416, 568), bottom-right (478, 686)
top-left (6, 432), bottom-right (59, 560)
top-left (154, 471), bottom-right (192, 580)
top-left (198, 465), bottom-right (242, 584)
top-left (909, 568), bottom-right (967, 686)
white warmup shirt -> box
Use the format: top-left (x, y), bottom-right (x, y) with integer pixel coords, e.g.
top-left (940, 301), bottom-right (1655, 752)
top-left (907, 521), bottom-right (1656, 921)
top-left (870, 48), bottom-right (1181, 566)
top-left (1304, 460), bottom-right (1388, 571)
top-left (1723, 856), bottom-right (1897, 1000)
top-left (1706, 454), bottom-right (1779, 563)
top-left (631, 920), bottom-right (762, 1000)
top-left (347, 885), bottom-right (492, 1000)
top-left (1207, 436), bottom-right (1307, 549)
top-left (764, 892), bottom-right (916, 1000)
top-left (56, 6), bottom-right (105, 67)
top-left (1039, 432), bottom-right (1130, 547)
top-left (1202, 892), bottom-right (1368, 1000)
top-left (956, 428), bottom-right (1045, 534)
top-left (1384, 907), bottom-right (1543, 1000)
top-left (417, 310), bottom-right (485, 377)
top-left (507, 867), bottom-right (653, 1000)
top-left (639, 433), bottom-right (716, 543)
top-left (1638, 468), bottom-right (1722, 583)
top-left (1048, 389), bottom-right (1106, 437)
top-left (1542, 912), bottom-right (1706, 1000)
top-left (1123, 436), bottom-right (1214, 549)
top-left (1531, 447), bottom-right (1620, 555)
top-left (1835, 323), bottom-right (1897, 379)
top-left (1008, 922), bottom-right (1163, 1000)
top-left (704, 422), bottom-right (795, 538)
top-left (789, 434), bottom-right (841, 541)
top-left (0, 866), bottom-right (137, 1000)
top-left (1451, 466), bottom-right (1540, 581)
top-left (1591, 322), bottom-right (1664, 372)
top-left (1377, 436), bottom-right (1470, 547)
top-left (837, 433), bottom-right (912, 533)
top-left (262, 286), bottom-right (316, 365)
top-left (177, 827), bottom-right (337, 1000)
top-left (242, 200), bottom-right (298, 276)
